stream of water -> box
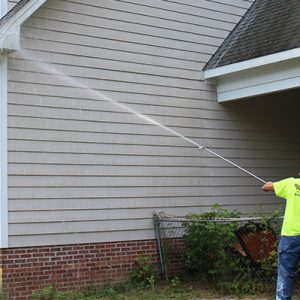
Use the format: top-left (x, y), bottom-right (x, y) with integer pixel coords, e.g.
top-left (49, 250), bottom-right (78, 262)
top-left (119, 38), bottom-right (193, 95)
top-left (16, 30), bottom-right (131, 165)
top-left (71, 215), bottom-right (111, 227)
top-left (17, 49), bottom-right (267, 184)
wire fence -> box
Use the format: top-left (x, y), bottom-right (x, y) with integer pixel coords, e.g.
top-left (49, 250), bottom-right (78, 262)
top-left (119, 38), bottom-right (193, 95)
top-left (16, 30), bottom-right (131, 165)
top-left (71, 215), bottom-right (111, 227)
top-left (153, 212), bottom-right (283, 280)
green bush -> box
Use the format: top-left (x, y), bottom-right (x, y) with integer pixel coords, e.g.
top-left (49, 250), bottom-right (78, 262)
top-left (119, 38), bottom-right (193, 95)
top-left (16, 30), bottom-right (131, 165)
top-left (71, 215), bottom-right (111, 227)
top-left (183, 204), bottom-right (279, 294)
top-left (183, 205), bottom-right (241, 280)
top-left (130, 255), bottom-right (157, 289)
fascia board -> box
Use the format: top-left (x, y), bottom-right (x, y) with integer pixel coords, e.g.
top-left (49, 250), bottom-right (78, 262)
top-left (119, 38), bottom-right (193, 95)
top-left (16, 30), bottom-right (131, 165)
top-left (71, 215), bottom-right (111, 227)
top-left (204, 47), bottom-right (300, 79)
top-left (215, 57), bottom-right (300, 102)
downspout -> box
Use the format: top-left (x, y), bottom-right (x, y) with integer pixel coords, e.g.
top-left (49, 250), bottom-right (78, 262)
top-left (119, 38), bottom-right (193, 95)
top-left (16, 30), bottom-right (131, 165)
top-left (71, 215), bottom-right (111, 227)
top-left (0, 0), bottom-right (8, 249)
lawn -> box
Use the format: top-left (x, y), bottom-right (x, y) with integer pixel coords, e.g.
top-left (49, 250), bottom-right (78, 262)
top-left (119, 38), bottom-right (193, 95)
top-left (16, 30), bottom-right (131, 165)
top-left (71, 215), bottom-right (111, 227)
top-left (31, 279), bottom-right (300, 300)
top-left (95, 282), bottom-right (272, 300)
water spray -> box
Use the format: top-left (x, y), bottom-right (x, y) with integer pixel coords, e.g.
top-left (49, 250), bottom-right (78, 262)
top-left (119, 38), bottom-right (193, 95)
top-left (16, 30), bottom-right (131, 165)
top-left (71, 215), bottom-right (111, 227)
top-left (20, 50), bottom-right (267, 184)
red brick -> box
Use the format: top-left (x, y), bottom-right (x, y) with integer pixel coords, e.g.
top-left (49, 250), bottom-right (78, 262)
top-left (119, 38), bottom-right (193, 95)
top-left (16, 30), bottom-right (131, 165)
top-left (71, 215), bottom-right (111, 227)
top-left (1, 239), bottom-right (159, 300)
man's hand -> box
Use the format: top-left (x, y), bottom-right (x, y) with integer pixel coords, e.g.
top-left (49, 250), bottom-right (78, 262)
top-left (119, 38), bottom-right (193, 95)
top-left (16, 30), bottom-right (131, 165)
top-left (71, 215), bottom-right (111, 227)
top-left (262, 182), bottom-right (274, 192)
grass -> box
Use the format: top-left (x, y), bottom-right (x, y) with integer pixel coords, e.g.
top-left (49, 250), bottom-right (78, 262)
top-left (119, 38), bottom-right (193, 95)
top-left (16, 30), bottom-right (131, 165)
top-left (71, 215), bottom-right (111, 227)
top-left (94, 281), bottom-right (272, 300)
top-left (36, 280), bottom-right (277, 300)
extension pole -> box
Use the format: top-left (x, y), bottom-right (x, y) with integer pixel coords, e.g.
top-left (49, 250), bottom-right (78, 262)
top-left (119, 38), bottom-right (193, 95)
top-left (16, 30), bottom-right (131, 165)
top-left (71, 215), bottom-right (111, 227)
top-left (198, 146), bottom-right (267, 184)
top-left (133, 116), bottom-right (268, 184)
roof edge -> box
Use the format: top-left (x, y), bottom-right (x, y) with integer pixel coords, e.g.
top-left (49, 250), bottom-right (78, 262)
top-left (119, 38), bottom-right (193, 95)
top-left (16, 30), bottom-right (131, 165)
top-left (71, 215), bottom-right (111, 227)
top-left (0, 0), bottom-right (48, 52)
top-left (203, 47), bottom-right (300, 79)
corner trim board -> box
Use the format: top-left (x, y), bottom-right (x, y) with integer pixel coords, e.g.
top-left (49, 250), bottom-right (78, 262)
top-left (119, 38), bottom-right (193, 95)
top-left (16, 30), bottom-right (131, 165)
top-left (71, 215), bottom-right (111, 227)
top-left (0, 56), bottom-right (8, 248)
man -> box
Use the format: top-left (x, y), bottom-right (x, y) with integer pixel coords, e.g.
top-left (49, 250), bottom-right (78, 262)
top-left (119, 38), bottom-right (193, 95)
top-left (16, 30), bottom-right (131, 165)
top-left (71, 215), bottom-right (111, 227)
top-left (262, 178), bottom-right (300, 300)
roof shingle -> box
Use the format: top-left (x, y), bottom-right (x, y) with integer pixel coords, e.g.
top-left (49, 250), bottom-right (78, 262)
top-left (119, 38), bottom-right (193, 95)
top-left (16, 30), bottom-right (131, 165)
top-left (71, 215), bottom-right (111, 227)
top-left (204, 0), bottom-right (300, 71)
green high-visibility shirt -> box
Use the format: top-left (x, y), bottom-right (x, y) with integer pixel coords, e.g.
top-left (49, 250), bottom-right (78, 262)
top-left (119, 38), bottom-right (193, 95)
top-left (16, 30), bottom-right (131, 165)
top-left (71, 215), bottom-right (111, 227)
top-left (273, 177), bottom-right (300, 236)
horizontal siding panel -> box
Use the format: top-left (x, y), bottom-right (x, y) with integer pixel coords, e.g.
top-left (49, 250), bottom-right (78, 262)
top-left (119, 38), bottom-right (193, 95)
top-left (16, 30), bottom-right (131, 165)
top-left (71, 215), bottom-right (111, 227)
top-left (8, 141), bottom-right (299, 160)
top-left (8, 152), bottom-right (297, 169)
top-left (9, 219), bottom-right (152, 235)
top-left (8, 113), bottom-right (278, 135)
top-left (8, 203), bottom-right (279, 235)
top-left (9, 206), bottom-right (243, 223)
top-left (8, 72), bottom-right (211, 100)
top-left (12, 50), bottom-right (204, 80)
top-left (20, 39), bottom-right (206, 71)
top-left (34, 7), bottom-right (228, 43)
top-left (8, 164), bottom-right (295, 178)
top-left (7, 104), bottom-right (244, 126)
top-left (7, 186), bottom-right (283, 200)
top-left (8, 83), bottom-right (217, 108)
top-left (8, 127), bottom-right (298, 148)
top-left (162, 0), bottom-right (252, 10)
top-left (9, 60), bottom-right (204, 91)
top-left (8, 99), bottom-right (274, 125)
top-left (8, 175), bottom-right (276, 188)
top-left (25, 17), bottom-right (221, 51)
top-left (53, 0), bottom-right (238, 29)
top-left (9, 202), bottom-right (277, 223)
top-left (9, 230), bottom-right (156, 247)
top-left (22, 27), bottom-right (214, 62)
top-left (8, 138), bottom-right (297, 154)
top-left (60, 0), bottom-right (242, 24)
top-left (36, 5), bottom-right (230, 39)
top-left (9, 195), bottom-right (280, 211)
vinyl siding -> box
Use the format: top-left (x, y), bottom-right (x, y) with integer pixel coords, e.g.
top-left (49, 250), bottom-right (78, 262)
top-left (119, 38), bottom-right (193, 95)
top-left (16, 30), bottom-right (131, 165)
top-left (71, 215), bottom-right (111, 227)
top-left (6, 0), bottom-right (300, 247)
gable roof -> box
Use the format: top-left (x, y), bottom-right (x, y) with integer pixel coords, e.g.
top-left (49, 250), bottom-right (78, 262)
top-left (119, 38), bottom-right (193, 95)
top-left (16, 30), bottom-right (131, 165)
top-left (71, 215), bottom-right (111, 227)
top-left (204, 0), bottom-right (300, 71)
top-left (0, 0), bottom-right (47, 52)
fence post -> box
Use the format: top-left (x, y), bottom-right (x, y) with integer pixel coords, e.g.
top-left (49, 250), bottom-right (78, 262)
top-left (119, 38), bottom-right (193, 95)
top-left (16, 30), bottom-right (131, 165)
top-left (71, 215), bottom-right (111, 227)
top-left (153, 212), bottom-right (168, 280)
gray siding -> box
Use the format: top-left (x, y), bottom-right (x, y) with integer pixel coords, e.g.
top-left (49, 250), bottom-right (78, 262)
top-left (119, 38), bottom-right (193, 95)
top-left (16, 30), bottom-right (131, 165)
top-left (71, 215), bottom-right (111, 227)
top-left (6, 0), bottom-right (300, 247)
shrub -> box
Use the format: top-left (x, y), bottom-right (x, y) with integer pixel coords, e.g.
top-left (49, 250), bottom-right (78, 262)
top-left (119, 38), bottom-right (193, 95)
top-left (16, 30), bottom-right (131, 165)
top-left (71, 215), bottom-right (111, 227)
top-left (130, 255), bottom-right (157, 289)
top-left (183, 205), bottom-right (241, 280)
top-left (182, 204), bottom-right (279, 294)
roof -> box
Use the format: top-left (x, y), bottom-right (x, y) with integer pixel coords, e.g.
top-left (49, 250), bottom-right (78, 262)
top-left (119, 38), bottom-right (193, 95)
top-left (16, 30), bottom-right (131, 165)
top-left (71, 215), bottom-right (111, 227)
top-left (204, 0), bottom-right (300, 71)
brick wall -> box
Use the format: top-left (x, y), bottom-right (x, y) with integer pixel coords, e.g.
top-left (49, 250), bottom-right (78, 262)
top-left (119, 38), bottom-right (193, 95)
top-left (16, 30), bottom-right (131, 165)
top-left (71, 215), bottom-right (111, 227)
top-left (0, 240), bottom-right (159, 300)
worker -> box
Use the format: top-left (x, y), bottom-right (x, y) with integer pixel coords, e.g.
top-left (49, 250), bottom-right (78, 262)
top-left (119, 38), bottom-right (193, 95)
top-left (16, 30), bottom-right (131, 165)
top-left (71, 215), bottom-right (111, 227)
top-left (262, 178), bottom-right (300, 300)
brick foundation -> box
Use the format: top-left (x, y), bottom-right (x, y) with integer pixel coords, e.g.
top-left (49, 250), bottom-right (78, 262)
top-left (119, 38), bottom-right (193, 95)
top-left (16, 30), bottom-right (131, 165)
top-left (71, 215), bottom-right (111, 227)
top-left (0, 240), bottom-right (159, 300)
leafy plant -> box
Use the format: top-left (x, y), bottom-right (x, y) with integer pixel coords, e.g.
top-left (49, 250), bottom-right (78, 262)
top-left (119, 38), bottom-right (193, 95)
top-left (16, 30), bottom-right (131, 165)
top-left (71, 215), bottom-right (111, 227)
top-left (182, 204), bottom-right (280, 294)
top-left (183, 205), bottom-right (241, 278)
top-left (130, 255), bottom-right (157, 289)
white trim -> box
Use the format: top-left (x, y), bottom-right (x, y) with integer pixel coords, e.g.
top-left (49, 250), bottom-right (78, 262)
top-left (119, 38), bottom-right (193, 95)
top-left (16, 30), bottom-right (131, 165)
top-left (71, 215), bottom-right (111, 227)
top-left (204, 47), bottom-right (300, 79)
top-left (215, 57), bottom-right (300, 102)
top-left (218, 76), bottom-right (300, 102)
top-left (0, 56), bottom-right (8, 248)
top-left (0, 0), bottom-right (47, 51)
top-left (0, 0), bottom-right (7, 17)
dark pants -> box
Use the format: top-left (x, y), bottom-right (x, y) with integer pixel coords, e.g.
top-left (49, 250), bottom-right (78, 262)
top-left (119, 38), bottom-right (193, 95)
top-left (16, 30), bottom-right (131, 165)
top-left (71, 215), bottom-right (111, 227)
top-left (277, 236), bottom-right (300, 300)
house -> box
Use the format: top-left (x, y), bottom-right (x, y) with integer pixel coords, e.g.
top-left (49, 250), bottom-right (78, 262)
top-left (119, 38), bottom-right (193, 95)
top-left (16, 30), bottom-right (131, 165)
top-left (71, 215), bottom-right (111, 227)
top-left (0, 0), bottom-right (299, 298)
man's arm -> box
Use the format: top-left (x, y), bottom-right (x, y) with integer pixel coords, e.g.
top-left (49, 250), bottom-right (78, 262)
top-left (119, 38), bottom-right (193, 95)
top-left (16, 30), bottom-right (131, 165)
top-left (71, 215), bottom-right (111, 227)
top-left (262, 182), bottom-right (274, 192)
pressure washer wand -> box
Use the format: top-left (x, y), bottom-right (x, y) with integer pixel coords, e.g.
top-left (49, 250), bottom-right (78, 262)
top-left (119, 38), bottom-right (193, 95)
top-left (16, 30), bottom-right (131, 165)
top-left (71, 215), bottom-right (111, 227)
top-left (198, 146), bottom-right (267, 184)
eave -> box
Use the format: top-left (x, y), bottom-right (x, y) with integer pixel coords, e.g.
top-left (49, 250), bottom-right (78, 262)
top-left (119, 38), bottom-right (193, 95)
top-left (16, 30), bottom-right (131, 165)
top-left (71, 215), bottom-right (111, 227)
top-left (0, 0), bottom-right (48, 53)
top-left (204, 48), bottom-right (300, 102)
